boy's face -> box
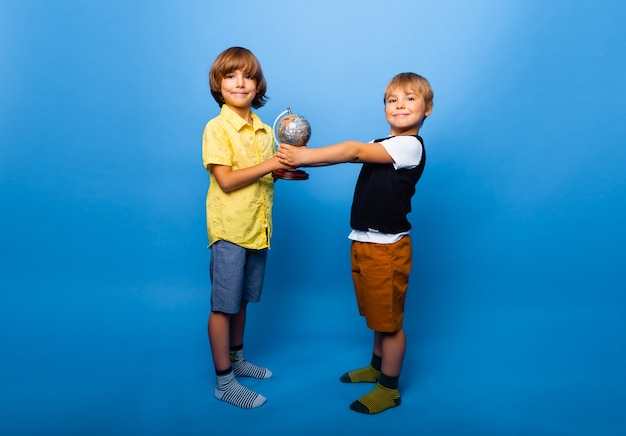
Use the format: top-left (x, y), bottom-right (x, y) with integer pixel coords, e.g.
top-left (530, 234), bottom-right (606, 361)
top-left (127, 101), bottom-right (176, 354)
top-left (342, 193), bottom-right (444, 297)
top-left (384, 87), bottom-right (432, 136)
top-left (220, 69), bottom-right (257, 111)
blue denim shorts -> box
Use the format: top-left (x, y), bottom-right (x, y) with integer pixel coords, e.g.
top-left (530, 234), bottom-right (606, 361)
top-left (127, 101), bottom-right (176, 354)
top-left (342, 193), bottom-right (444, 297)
top-left (209, 240), bottom-right (268, 314)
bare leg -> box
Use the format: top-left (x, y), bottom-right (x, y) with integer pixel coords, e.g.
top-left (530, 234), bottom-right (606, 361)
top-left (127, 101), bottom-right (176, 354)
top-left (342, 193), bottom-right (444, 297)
top-left (207, 300), bottom-right (248, 371)
top-left (208, 311), bottom-right (231, 372)
top-left (209, 305), bottom-right (266, 408)
top-left (229, 300), bottom-right (247, 348)
top-left (373, 331), bottom-right (382, 358)
top-left (228, 301), bottom-right (272, 379)
top-left (379, 328), bottom-right (406, 377)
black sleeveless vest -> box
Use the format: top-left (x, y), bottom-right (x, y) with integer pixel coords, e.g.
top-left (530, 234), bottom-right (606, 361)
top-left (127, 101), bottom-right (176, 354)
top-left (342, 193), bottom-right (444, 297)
top-left (350, 135), bottom-right (425, 234)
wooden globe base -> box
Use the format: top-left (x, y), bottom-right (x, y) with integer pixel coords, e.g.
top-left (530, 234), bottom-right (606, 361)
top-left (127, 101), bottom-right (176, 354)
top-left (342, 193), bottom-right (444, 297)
top-left (272, 169), bottom-right (309, 181)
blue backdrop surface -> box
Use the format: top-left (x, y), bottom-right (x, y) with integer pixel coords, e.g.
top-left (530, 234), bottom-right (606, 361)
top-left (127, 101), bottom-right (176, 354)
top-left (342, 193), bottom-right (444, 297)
top-left (1, 1), bottom-right (625, 434)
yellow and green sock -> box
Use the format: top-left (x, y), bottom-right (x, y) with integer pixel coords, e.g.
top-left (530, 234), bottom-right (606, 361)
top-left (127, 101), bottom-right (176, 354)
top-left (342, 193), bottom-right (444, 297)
top-left (340, 353), bottom-right (381, 383)
top-left (349, 373), bottom-right (401, 414)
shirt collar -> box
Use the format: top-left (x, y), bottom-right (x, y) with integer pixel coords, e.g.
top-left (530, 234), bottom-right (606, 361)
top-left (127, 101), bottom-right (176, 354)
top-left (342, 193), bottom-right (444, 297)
top-left (220, 105), bottom-right (268, 134)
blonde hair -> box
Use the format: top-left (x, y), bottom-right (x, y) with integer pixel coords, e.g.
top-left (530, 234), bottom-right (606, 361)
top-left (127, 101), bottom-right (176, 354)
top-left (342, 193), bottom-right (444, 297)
top-left (208, 47), bottom-right (268, 109)
top-left (384, 72), bottom-right (434, 111)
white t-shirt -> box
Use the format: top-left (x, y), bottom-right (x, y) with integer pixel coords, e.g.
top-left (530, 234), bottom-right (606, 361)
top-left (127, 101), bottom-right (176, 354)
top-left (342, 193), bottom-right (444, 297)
top-left (348, 135), bottom-right (423, 244)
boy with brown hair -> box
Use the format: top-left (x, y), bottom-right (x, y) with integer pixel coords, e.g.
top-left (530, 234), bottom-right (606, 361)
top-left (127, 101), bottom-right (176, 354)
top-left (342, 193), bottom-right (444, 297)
top-left (202, 46), bottom-right (290, 409)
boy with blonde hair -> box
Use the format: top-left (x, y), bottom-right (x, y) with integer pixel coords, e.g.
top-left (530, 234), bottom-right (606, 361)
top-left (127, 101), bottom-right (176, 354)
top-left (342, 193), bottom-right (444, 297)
top-left (277, 72), bottom-right (434, 414)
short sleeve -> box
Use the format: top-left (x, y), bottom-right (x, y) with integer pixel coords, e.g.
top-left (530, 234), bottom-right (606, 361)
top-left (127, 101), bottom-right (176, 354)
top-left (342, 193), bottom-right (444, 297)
top-left (378, 135), bottom-right (423, 170)
top-left (202, 120), bottom-right (233, 169)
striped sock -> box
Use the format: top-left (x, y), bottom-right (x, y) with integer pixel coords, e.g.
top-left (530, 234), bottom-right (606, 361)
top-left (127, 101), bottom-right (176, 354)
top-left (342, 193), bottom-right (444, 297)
top-left (340, 354), bottom-right (382, 383)
top-left (230, 348), bottom-right (272, 379)
top-left (349, 383), bottom-right (401, 414)
top-left (349, 373), bottom-right (401, 414)
top-left (214, 370), bottom-right (266, 409)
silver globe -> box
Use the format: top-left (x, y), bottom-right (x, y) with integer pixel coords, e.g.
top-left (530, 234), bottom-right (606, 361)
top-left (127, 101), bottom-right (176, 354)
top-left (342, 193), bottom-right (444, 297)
top-left (273, 108), bottom-right (311, 146)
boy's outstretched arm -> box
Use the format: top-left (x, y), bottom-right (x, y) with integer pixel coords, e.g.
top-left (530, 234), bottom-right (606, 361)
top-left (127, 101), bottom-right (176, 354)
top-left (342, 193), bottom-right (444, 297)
top-left (276, 141), bottom-right (394, 167)
top-left (211, 156), bottom-right (291, 193)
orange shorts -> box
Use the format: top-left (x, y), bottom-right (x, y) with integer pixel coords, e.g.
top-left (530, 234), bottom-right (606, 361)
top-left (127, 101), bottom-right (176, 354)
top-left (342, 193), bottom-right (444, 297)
top-left (350, 235), bottom-right (412, 333)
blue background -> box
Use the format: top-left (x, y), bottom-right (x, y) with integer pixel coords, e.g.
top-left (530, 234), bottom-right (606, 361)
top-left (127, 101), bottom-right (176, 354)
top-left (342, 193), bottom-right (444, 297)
top-left (1, 1), bottom-right (625, 434)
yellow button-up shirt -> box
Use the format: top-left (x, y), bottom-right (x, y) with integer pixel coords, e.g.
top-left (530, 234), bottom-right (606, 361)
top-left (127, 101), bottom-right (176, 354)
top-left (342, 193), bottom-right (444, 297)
top-left (202, 105), bottom-right (275, 249)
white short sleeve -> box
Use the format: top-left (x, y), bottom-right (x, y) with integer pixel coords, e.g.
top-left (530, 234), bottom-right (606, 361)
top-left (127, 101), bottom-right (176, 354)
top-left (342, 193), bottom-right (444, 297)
top-left (378, 135), bottom-right (423, 170)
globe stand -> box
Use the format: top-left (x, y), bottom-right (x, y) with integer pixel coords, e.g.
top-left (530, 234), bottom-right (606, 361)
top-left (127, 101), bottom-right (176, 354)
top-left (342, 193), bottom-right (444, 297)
top-left (272, 107), bottom-right (311, 181)
top-left (273, 168), bottom-right (309, 180)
